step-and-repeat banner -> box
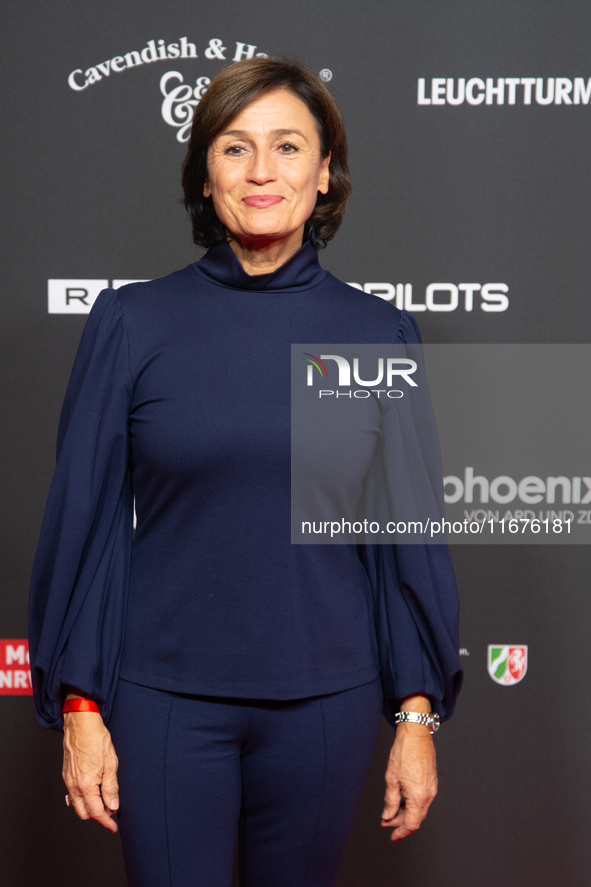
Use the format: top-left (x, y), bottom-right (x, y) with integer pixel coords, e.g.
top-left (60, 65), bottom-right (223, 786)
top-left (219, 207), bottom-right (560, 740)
top-left (2, 2), bottom-right (590, 885)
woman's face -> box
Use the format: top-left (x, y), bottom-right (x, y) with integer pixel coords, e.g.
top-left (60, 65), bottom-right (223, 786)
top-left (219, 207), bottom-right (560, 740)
top-left (204, 88), bottom-right (330, 248)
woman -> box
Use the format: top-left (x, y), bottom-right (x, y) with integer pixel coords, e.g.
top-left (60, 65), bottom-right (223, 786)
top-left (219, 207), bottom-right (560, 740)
top-left (29, 57), bottom-right (462, 886)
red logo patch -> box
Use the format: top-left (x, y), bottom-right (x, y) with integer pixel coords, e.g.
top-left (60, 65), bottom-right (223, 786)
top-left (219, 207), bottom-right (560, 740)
top-left (0, 639), bottom-right (33, 695)
top-left (508, 646), bottom-right (527, 682)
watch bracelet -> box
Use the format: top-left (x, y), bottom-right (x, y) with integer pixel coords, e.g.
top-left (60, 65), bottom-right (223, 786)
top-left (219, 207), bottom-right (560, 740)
top-left (394, 711), bottom-right (440, 732)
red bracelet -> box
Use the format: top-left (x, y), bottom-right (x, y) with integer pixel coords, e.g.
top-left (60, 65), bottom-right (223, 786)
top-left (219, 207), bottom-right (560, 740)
top-left (62, 698), bottom-right (101, 714)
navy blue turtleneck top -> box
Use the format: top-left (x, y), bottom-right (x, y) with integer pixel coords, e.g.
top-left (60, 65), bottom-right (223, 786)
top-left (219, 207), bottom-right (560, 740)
top-left (29, 239), bottom-right (462, 730)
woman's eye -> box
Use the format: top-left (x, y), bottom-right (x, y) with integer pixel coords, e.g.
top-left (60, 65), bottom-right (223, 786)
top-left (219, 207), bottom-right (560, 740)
top-left (277, 142), bottom-right (299, 154)
top-left (223, 145), bottom-right (247, 156)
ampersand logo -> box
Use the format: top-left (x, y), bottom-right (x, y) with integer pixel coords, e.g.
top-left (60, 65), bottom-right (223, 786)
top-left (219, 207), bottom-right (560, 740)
top-left (160, 72), bottom-right (211, 143)
top-left (204, 38), bottom-right (227, 60)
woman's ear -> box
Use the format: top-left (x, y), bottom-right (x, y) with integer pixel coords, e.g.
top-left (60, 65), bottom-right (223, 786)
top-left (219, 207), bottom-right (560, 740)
top-left (318, 151), bottom-right (331, 195)
top-left (203, 178), bottom-right (211, 198)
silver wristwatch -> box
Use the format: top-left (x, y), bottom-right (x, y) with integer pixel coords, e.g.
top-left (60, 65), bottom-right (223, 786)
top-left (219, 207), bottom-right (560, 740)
top-left (394, 711), bottom-right (440, 734)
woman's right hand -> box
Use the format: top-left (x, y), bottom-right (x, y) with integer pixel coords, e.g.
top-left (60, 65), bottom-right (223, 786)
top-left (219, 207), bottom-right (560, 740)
top-left (62, 710), bottom-right (120, 833)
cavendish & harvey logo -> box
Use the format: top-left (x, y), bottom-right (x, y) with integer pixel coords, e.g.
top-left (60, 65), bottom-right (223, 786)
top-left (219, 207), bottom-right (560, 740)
top-left (487, 645), bottom-right (528, 686)
top-left (67, 35), bottom-right (333, 143)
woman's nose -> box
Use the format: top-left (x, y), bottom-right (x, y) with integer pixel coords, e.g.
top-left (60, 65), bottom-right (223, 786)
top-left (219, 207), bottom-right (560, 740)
top-left (246, 149), bottom-right (277, 184)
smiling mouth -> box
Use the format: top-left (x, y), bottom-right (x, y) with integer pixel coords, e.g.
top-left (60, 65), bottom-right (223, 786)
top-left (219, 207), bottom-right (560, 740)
top-left (242, 195), bottom-right (284, 208)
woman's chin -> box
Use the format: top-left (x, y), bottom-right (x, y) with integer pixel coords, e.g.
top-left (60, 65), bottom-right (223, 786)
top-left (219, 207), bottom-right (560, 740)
top-left (228, 211), bottom-right (305, 244)
top-left (234, 226), bottom-right (301, 245)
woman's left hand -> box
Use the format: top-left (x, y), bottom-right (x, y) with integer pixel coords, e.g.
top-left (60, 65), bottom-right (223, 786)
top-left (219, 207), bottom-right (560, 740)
top-left (381, 712), bottom-right (438, 841)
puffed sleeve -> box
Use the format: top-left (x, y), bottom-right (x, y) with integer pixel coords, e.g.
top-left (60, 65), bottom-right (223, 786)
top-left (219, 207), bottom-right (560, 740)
top-left (358, 310), bottom-right (463, 725)
top-left (28, 289), bottom-right (134, 731)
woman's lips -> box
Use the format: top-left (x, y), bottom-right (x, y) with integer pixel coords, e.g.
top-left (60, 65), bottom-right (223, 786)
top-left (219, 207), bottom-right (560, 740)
top-left (242, 195), bottom-right (284, 208)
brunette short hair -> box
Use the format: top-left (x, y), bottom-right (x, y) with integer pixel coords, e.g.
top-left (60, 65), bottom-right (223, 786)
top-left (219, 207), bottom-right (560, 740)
top-left (181, 57), bottom-right (351, 249)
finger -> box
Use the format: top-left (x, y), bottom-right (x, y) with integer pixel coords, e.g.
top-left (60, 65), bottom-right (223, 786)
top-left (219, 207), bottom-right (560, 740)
top-left (103, 794), bottom-right (120, 815)
top-left (381, 783), bottom-right (402, 820)
top-left (381, 809), bottom-right (402, 825)
top-left (72, 781), bottom-right (118, 833)
top-left (82, 786), bottom-right (118, 833)
top-left (391, 824), bottom-right (414, 842)
top-left (385, 794), bottom-right (433, 839)
top-left (385, 808), bottom-right (419, 841)
top-left (73, 780), bottom-right (103, 815)
top-left (404, 804), bottom-right (428, 832)
top-left (64, 776), bottom-right (93, 819)
top-left (381, 809), bottom-right (406, 827)
top-left (101, 770), bottom-right (120, 812)
top-left (67, 790), bottom-right (92, 822)
top-left (401, 785), bottom-right (437, 828)
top-left (93, 808), bottom-right (119, 833)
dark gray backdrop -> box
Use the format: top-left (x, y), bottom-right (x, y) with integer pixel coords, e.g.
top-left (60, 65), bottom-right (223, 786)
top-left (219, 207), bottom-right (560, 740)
top-left (2, 1), bottom-right (590, 884)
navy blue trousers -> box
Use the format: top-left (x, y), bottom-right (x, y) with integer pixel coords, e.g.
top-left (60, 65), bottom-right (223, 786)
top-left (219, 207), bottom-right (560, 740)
top-left (108, 676), bottom-right (383, 887)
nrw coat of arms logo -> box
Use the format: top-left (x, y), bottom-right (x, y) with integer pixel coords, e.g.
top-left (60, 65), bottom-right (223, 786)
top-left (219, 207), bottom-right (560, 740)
top-left (487, 645), bottom-right (528, 685)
